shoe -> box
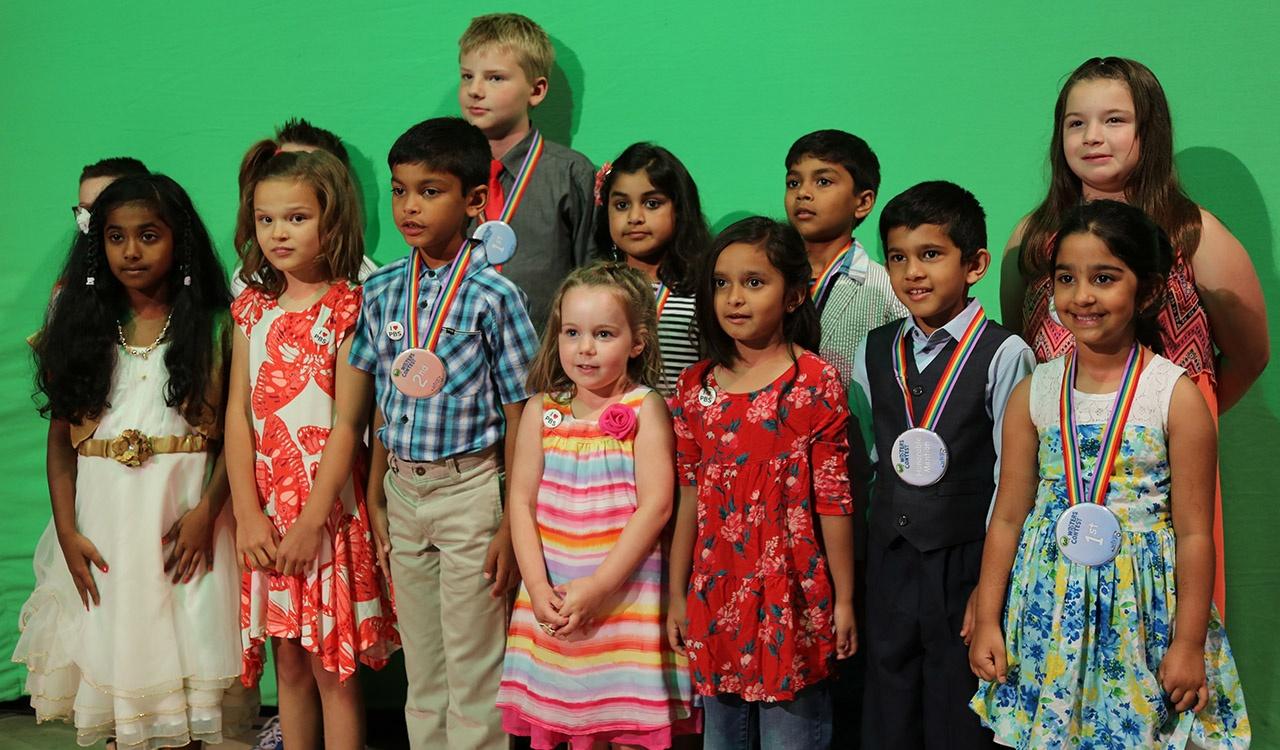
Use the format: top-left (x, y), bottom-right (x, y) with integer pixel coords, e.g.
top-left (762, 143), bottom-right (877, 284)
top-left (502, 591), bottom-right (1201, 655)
top-left (253, 715), bottom-right (283, 750)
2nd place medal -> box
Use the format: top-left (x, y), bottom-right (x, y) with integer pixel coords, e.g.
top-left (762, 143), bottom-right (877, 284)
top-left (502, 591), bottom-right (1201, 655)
top-left (890, 307), bottom-right (988, 487)
top-left (392, 239), bottom-right (475, 398)
top-left (474, 220), bottom-right (517, 267)
top-left (1055, 345), bottom-right (1144, 567)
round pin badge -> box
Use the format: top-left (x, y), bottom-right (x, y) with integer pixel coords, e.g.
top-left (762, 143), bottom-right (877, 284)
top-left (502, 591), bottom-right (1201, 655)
top-left (891, 427), bottom-right (949, 486)
top-left (475, 220), bottom-right (518, 266)
top-left (312, 327), bottom-right (332, 346)
top-left (385, 321), bottom-right (405, 341)
top-left (391, 348), bottom-right (446, 397)
top-left (697, 386), bottom-right (717, 407)
top-left (1055, 503), bottom-right (1122, 567)
top-left (542, 409), bottom-right (564, 429)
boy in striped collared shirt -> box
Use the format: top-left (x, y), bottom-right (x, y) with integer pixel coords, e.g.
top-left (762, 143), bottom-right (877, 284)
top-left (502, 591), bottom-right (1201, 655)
top-left (350, 117), bottom-right (538, 750)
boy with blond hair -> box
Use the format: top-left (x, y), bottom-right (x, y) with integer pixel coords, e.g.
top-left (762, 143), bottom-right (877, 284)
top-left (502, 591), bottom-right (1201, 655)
top-left (459, 13), bottom-right (595, 331)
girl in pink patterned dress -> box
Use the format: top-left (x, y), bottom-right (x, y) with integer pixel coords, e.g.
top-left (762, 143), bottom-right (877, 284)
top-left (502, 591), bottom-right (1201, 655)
top-left (227, 144), bottom-right (398, 750)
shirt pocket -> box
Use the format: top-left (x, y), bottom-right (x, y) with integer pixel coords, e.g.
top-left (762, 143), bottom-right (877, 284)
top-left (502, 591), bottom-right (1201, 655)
top-left (436, 326), bottom-right (487, 398)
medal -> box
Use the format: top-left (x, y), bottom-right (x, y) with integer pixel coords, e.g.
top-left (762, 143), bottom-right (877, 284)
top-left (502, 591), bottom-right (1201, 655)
top-left (485, 130), bottom-right (544, 272)
top-left (474, 220), bottom-right (517, 266)
top-left (809, 240), bottom-right (852, 313)
top-left (1056, 345), bottom-right (1144, 567)
top-left (393, 240), bottom-right (474, 398)
top-left (890, 306), bottom-right (988, 486)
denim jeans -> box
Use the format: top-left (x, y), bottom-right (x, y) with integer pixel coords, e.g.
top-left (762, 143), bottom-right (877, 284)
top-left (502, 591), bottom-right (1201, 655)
top-left (703, 681), bottom-right (833, 750)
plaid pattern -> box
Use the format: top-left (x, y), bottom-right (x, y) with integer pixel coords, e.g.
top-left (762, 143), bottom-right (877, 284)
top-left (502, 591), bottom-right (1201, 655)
top-left (351, 252), bottom-right (538, 462)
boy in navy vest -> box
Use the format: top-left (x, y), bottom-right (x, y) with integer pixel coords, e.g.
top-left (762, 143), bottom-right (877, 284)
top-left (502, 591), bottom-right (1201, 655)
top-left (851, 181), bottom-right (1033, 749)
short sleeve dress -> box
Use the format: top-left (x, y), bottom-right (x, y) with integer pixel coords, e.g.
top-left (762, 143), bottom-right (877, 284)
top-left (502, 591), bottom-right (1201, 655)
top-left (671, 352), bottom-right (853, 703)
top-left (232, 282), bottom-right (399, 684)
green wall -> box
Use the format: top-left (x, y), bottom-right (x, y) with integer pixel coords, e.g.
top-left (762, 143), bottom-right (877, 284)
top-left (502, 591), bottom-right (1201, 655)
top-left (3, 1), bottom-right (1277, 744)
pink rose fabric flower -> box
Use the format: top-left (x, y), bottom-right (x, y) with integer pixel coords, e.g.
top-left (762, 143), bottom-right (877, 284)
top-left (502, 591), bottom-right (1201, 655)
top-left (599, 402), bottom-right (637, 440)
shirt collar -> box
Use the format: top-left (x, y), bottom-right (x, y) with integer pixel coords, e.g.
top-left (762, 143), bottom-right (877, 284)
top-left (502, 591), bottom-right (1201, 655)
top-left (904, 297), bottom-right (983, 346)
top-left (498, 126), bottom-right (539, 174)
top-left (846, 238), bottom-right (869, 285)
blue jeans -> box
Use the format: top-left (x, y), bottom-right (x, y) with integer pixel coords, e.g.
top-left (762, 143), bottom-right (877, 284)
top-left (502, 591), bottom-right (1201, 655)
top-left (703, 681), bottom-right (833, 750)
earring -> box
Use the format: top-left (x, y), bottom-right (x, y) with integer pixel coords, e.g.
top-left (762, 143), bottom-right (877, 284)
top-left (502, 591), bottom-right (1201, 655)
top-left (85, 233), bottom-right (98, 286)
top-left (611, 243), bottom-right (623, 262)
top-left (181, 225), bottom-right (194, 286)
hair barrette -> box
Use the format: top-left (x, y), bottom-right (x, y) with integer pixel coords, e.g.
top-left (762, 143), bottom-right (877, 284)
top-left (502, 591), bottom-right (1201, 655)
top-left (592, 161), bottom-right (613, 206)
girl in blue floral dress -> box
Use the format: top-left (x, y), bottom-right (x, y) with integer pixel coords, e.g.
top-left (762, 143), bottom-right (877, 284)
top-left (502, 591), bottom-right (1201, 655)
top-left (967, 201), bottom-right (1249, 749)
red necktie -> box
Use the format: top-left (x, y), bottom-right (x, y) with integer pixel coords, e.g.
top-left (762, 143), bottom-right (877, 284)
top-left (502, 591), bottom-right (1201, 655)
top-left (486, 159), bottom-right (506, 221)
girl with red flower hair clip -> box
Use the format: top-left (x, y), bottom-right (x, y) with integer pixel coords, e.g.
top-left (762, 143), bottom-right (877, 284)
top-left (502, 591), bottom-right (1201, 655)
top-left (498, 261), bottom-right (699, 749)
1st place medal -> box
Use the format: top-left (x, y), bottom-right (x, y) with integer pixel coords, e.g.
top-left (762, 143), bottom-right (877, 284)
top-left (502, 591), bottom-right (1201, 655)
top-left (890, 307), bottom-right (988, 487)
top-left (1055, 345), bottom-right (1144, 567)
top-left (392, 240), bottom-right (475, 398)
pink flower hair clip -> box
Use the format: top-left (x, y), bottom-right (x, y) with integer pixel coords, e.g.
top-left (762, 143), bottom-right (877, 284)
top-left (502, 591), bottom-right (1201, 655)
top-left (593, 162), bottom-right (613, 206)
top-left (599, 401), bottom-right (637, 440)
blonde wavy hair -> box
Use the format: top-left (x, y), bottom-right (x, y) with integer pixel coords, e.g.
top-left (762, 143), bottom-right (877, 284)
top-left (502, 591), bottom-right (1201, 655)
top-left (527, 262), bottom-right (664, 395)
top-left (458, 13), bottom-right (554, 83)
top-left (234, 143), bottom-right (365, 296)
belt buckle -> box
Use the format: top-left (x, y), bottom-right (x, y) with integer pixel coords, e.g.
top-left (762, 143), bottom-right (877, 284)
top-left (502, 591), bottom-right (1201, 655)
top-left (110, 429), bottom-right (154, 467)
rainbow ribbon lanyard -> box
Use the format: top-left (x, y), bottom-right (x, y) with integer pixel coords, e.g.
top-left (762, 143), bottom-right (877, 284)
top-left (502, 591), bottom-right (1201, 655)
top-left (892, 306), bottom-right (988, 429)
top-left (405, 239), bottom-right (475, 352)
top-left (809, 240), bottom-right (852, 311)
top-left (489, 130), bottom-right (543, 271)
top-left (654, 281), bottom-right (671, 320)
top-left (1060, 345), bottom-right (1145, 507)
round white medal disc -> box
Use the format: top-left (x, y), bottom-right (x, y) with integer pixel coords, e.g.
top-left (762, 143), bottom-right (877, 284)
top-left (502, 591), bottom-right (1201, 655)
top-left (475, 220), bottom-right (518, 266)
top-left (697, 386), bottom-right (717, 407)
top-left (891, 427), bottom-right (949, 486)
top-left (1055, 503), bottom-right (1122, 566)
top-left (385, 321), bottom-right (405, 341)
top-left (391, 348), bottom-right (446, 398)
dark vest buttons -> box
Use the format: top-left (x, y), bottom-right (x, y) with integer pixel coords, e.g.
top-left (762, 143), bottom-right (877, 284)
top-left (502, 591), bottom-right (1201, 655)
top-left (910, 385), bottom-right (925, 397)
top-left (897, 513), bottom-right (910, 527)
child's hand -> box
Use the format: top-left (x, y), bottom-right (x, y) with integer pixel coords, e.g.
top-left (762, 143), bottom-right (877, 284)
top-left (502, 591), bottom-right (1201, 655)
top-left (366, 502), bottom-right (393, 583)
top-left (529, 582), bottom-right (567, 634)
top-left (236, 511), bottom-right (280, 572)
top-left (274, 516), bottom-right (324, 577)
top-left (162, 501), bottom-right (214, 584)
top-left (834, 600), bottom-right (858, 659)
top-left (553, 576), bottom-right (609, 637)
top-left (968, 623), bottom-right (1009, 683)
top-left (667, 594), bottom-right (689, 655)
top-left (57, 530), bottom-right (107, 610)
top-left (1158, 640), bottom-right (1209, 713)
top-left (483, 522), bottom-right (520, 598)
top-left (960, 590), bottom-right (977, 646)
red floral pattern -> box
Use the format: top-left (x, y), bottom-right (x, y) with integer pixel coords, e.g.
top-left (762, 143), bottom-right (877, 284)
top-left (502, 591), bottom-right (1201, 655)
top-left (232, 283), bottom-right (399, 685)
top-left (671, 352), bottom-right (852, 702)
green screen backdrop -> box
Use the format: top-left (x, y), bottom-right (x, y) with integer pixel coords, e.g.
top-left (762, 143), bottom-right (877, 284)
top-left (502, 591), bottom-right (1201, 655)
top-left (3, 1), bottom-right (1277, 744)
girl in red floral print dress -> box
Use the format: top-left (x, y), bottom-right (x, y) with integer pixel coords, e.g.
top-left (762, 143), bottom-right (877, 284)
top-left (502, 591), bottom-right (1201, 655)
top-left (226, 144), bottom-right (398, 750)
top-left (668, 217), bottom-right (856, 750)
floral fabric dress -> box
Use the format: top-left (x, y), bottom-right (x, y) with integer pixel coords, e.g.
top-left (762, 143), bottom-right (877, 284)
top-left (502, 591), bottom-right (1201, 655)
top-left (232, 282), bottom-right (398, 684)
top-left (970, 355), bottom-right (1249, 748)
top-left (498, 386), bottom-right (698, 749)
top-left (671, 352), bottom-right (852, 702)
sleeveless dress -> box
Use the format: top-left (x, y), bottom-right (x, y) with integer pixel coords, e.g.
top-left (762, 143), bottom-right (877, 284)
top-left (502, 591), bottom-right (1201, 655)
top-left (497, 387), bottom-right (698, 750)
top-left (970, 355), bottom-right (1249, 749)
top-left (1023, 253), bottom-right (1229, 614)
top-left (12, 343), bottom-right (254, 749)
top-left (232, 282), bottom-right (399, 684)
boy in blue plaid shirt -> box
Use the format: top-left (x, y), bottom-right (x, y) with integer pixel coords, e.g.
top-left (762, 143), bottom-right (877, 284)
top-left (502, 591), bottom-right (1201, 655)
top-left (350, 117), bottom-right (538, 750)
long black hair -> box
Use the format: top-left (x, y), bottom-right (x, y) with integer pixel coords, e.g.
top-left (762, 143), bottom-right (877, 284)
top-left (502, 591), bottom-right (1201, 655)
top-left (593, 142), bottom-right (710, 296)
top-left (696, 216), bottom-right (820, 369)
top-left (35, 174), bottom-right (231, 427)
top-left (1052, 200), bottom-right (1172, 354)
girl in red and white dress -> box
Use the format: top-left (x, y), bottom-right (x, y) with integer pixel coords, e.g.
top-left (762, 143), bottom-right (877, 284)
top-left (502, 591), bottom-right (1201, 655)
top-left (227, 142), bottom-right (398, 750)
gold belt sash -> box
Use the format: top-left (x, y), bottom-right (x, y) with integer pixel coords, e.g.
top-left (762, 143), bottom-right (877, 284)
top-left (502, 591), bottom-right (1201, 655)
top-left (76, 429), bottom-right (206, 467)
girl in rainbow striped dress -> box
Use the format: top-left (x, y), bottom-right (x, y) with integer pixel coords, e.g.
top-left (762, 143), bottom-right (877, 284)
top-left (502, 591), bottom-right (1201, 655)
top-left (497, 262), bottom-right (699, 749)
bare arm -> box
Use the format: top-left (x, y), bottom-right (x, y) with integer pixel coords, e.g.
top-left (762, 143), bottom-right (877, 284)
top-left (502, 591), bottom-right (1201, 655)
top-left (482, 399), bottom-right (526, 597)
top-left (275, 338), bottom-right (373, 576)
top-left (506, 397), bottom-right (565, 628)
top-left (1159, 376), bottom-right (1217, 712)
top-left (49, 419), bottom-right (107, 608)
top-left (666, 484), bottom-right (699, 654)
top-left (999, 217), bottom-right (1031, 336)
top-left (225, 327), bottom-right (277, 571)
top-left (1192, 209), bottom-right (1269, 412)
top-left (365, 407), bottom-right (391, 579)
top-left (969, 378), bottom-right (1038, 682)
top-left (820, 513), bottom-right (856, 658)
top-left (557, 394), bottom-right (675, 636)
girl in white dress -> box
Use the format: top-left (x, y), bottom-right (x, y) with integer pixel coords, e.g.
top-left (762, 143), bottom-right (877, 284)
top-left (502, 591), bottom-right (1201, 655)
top-left (14, 174), bottom-right (252, 749)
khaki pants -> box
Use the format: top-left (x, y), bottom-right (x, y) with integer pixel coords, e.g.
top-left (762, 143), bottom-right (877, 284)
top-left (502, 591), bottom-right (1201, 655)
top-left (384, 448), bottom-right (507, 750)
